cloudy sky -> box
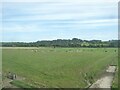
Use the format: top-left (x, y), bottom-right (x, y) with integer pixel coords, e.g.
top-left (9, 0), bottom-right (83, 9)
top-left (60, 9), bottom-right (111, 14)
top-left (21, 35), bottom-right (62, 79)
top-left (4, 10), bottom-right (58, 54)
top-left (2, 0), bottom-right (118, 42)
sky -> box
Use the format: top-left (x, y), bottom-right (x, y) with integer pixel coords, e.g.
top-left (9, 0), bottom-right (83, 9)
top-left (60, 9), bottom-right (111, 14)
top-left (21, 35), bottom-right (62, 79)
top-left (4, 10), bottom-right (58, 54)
top-left (1, 0), bottom-right (118, 42)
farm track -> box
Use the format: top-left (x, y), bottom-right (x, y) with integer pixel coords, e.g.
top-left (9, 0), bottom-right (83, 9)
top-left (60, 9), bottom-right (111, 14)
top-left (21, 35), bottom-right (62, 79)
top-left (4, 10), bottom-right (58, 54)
top-left (2, 79), bottom-right (17, 88)
top-left (2, 74), bottom-right (25, 88)
top-left (89, 65), bottom-right (116, 89)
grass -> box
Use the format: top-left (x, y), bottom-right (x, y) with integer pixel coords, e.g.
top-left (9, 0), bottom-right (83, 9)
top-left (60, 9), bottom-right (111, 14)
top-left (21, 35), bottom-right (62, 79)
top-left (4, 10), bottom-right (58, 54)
top-left (10, 80), bottom-right (34, 88)
top-left (2, 47), bottom-right (118, 88)
top-left (112, 71), bottom-right (118, 88)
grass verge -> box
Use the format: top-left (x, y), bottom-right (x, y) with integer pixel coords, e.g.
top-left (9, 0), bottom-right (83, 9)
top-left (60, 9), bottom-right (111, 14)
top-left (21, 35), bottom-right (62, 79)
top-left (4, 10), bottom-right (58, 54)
top-left (10, 80), bottom-right (34, 89)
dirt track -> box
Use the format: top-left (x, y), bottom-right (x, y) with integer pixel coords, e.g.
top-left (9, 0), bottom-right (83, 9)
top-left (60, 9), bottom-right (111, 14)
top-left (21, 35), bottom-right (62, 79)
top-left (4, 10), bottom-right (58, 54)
top-left (90, 66), bottom-right (116, 89)
top-left (2, 74), bottom-right (25, 88)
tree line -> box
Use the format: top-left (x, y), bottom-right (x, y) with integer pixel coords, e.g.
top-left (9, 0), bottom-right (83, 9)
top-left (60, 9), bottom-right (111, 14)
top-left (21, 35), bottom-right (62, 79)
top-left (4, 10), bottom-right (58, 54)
top-left (1, 38), bottom-right (119, 48)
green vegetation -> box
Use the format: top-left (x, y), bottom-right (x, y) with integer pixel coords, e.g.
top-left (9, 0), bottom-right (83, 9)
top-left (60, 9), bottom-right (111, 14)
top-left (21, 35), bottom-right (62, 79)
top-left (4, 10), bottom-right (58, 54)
top-left (2, 47), bottom-right (118, 88)
top-left (1, 38), bottom-right (118, 47)
top-left (112, 71), bottom-right (118, 88)
top-left (10, 80), bottom-right (34, 88)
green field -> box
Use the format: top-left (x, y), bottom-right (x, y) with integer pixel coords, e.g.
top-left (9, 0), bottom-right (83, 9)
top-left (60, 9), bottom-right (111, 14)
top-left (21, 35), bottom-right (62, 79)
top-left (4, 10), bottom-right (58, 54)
top-left (2, 47), bottom-right (118, 88)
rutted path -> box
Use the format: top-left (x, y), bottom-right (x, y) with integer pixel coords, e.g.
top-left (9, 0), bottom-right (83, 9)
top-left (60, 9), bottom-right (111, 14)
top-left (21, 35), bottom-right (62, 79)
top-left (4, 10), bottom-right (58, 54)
top-left (2, 73), bottom-right (25, 88)
top-left (90, 65), bottom-right (116, 89)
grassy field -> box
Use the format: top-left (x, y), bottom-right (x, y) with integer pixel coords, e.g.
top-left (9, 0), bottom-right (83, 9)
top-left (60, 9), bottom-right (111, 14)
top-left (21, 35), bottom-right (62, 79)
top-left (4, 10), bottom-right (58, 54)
top-left (2, 47), bottom-right (118, 88)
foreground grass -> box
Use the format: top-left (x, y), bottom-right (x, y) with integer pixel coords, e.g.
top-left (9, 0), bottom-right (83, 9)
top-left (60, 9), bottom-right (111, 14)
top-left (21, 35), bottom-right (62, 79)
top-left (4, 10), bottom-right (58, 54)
top-left (10, 80), bottom-right (34, 88)
top-left (112, 71), bottom-right (118, 88)
top-left (2, 47), bottom-right (118, 88)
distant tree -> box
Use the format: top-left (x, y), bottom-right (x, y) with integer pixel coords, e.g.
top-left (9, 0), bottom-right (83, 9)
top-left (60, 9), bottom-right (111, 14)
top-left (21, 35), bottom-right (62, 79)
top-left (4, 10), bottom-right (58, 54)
top-left (2, 39), bottom-right (118, 48)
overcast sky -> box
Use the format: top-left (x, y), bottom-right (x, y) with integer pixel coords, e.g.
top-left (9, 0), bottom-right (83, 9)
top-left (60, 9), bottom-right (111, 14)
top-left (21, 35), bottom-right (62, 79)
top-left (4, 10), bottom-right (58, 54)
top-left (1, 0), bottom-right (118, 42)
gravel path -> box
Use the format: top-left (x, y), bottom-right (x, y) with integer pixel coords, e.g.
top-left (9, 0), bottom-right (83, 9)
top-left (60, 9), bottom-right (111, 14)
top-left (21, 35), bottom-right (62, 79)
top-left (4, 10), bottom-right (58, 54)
top-left (90, 66), bottom-right (116, 89)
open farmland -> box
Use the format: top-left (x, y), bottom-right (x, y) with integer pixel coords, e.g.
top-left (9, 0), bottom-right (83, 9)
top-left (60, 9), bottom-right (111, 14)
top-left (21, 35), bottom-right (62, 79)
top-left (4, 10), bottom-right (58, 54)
top-left (2, 47), bottom-right (118, 88)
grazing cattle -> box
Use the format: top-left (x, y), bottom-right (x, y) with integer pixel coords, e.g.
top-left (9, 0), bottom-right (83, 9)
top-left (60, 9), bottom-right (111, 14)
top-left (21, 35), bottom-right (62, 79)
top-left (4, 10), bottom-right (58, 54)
top-left (33, 50), bottom-right (37, 52)
top-left (105, 51), bottom-right (107, 52)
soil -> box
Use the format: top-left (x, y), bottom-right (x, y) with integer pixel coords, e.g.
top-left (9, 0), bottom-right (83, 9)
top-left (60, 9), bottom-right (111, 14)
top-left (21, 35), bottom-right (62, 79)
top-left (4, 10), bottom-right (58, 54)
top-left (2, 74), bottom-right (25, 88)
top-left (90, 66), bottom-right (116, 89)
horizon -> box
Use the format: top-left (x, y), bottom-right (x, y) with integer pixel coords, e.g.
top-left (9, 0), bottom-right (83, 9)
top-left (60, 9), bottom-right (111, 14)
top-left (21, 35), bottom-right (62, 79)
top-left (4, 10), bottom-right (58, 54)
top-left (1, 38), bottom-right (118, 43)
top-left (2, 0), bottom-right (118, 42)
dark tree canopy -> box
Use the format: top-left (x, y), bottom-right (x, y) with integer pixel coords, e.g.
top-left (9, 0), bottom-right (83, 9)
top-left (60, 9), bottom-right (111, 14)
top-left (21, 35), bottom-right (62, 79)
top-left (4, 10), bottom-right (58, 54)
top-left (1, 38), bottom-right (119, 48)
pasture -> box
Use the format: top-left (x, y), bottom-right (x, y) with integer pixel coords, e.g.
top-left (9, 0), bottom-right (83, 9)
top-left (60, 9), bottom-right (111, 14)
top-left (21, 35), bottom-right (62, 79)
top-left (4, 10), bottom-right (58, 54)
top-left (2, 47), bottom-right (118, 88)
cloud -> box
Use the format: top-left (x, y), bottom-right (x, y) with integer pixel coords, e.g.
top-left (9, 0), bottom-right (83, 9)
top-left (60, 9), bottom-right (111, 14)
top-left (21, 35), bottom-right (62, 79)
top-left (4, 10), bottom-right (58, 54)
top-left (2, 0), bottom-right (119, 3)
top-left (3, 1), bottom-right (117, 22)
top-left (2, 0), bottom-right (118, 41)
top-left (77, 19), bottom-right (117, 26)
top-left (3, 23), bottom-right (50, 33)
